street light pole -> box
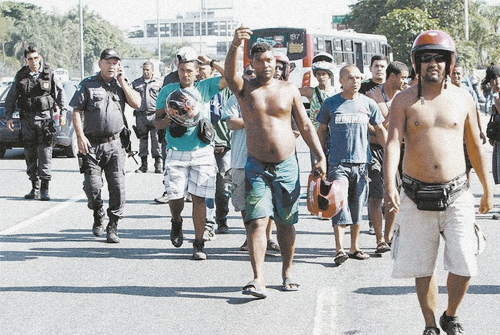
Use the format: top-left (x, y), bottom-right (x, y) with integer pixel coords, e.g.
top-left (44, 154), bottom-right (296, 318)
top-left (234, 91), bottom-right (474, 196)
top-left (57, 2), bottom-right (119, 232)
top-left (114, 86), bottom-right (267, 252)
top-left (157, 0), bottom-right (161, 63)
top-left (464, 0), bottom-right (469, 41)
top-left (79, 0), bottom-right (85, 79)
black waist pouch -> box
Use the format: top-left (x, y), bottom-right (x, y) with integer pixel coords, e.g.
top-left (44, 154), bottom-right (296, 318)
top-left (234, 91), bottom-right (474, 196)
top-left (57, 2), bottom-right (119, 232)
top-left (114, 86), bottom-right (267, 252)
top-left (197, 118), bottom-right (215, 144)
top-left (403, 175), bottom-right (467, 211)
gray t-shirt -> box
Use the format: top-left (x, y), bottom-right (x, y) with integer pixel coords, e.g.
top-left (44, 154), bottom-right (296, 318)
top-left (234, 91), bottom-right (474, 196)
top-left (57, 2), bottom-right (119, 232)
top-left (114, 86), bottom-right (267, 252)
top-left (317, 93), bottom-right (384, 166)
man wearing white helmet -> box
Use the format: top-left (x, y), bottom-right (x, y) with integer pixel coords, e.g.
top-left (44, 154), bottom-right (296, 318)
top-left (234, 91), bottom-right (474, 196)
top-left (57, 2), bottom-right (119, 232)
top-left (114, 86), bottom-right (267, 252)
top-left (385, 30), bottom-right (493, 335)
top-left (155, 49), bottom-right (226, 261)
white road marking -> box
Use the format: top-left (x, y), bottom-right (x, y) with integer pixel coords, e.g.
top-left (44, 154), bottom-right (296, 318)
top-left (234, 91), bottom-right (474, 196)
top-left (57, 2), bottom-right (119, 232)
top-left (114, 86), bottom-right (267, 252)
top-left (0, 192), bottom-right (85, 235)
top-left (312, 287), bottom-right (337, 335)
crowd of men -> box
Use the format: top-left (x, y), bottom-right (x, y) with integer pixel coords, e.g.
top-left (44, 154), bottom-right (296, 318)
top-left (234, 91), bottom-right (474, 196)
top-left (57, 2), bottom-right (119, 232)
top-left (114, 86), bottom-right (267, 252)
top-left (5, 26), bottom-right (499, 335)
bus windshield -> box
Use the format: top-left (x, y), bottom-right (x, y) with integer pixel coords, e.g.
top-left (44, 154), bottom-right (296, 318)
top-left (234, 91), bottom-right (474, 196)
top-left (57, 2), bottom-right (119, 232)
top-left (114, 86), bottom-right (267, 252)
top-left (247, 28), bottom-right (307, 61)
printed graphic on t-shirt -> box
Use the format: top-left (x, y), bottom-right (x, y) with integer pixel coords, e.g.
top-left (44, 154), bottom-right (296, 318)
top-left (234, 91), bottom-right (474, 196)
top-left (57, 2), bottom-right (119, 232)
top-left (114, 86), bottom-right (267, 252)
top-left (335, 113), bottom-right (369, 124)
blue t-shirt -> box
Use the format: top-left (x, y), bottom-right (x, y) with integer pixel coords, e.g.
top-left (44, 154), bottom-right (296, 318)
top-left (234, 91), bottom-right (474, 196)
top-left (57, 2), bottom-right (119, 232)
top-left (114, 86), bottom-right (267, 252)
top-left (156, 76), bottom-right (222, 151)
top-left (317, 93), bottom-right (384, 165)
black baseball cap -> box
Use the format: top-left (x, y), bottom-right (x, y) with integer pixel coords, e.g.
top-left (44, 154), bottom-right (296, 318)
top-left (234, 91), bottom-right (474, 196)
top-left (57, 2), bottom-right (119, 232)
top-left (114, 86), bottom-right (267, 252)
top-left (100, 48), bottom-right (121, 61)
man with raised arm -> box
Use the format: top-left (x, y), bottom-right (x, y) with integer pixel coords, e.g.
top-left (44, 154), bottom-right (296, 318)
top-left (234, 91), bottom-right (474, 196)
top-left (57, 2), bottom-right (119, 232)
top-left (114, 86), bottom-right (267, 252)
top-left (224, 26), bottom-right (326, 299)
top-left (384, 30), bottom-right (493, 335)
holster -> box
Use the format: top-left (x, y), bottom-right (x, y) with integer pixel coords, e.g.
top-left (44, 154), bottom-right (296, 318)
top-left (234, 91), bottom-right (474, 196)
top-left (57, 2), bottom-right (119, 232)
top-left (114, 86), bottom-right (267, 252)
top-left (42, 120), bottom-right (57, 147)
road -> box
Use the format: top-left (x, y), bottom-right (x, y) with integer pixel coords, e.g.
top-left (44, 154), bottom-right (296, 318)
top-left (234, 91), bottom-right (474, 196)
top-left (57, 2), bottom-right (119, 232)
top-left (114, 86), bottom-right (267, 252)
top-left (1, 112), bottom-right (500, 335)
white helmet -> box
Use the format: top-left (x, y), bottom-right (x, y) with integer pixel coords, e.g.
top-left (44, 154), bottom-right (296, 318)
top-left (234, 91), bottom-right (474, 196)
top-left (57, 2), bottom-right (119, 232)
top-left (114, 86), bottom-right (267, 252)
top-left (312, 52), bottom-right (334, 64)
top-left (312, 61), bottom-right (334, 77)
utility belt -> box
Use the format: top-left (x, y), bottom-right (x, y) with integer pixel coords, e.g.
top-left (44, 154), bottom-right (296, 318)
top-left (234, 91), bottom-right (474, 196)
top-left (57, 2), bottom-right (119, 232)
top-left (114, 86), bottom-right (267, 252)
top-left (402, 173), bottom-right (468, 211)
top-left (86, 132), bottom-right (121, 144)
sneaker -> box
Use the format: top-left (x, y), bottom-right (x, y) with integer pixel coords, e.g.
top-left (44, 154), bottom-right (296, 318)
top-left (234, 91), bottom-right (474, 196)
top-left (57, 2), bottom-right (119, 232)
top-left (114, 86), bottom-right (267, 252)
top-left (439, 312), bottom-right (464, 335)
top-left (368, 222), bottom-right (375, 235)
top-left (170, 219), bottom-right (183, 248)
top-left (203, 229), bottom-right (216, 241)
top-left (492, 213), bottom-right (500, 220)
top-left (192, 239), bottom-right (207, 260)
top-left (423, 327), bottom-right (440, 335)
top-left (154, 192), bottom-right (169, 204)
top-left (216, 220), bottom-right (229, 234)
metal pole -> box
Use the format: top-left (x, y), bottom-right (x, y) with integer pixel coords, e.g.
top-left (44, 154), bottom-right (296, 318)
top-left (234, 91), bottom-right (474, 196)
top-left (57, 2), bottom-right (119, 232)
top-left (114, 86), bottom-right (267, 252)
top-left (199, 0), bottom-right (203, 54)
top-left (157, 0), bottom-right (161, 63)
top-left (79, 0), bottom-right (85, 79)
top-left (464, 0), bottom-right (469, 41)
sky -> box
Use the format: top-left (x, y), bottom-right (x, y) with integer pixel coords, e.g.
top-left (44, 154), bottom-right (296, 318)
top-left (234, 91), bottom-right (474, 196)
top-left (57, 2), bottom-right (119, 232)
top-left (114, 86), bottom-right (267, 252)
top-left (3, 0), bottom-right (500, 31)
top-left (2, 0), bottom-right (356, 30)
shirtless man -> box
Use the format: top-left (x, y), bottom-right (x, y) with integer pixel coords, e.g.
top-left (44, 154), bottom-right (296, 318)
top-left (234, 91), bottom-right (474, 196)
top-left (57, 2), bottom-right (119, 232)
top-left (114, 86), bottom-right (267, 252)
top-left (366, 61), bottom-right (408, 251)
top-left (384, 30), bottom-right (493, 335)
top-left (225, 26), bottom-right (326, 299)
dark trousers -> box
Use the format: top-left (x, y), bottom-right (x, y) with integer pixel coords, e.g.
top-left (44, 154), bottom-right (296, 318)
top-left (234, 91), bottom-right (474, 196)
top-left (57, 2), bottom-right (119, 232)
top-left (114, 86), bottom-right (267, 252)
top-left (21, 119), bottom-right (52, 181)
top-left (83, 138), bottom-right (126, 220)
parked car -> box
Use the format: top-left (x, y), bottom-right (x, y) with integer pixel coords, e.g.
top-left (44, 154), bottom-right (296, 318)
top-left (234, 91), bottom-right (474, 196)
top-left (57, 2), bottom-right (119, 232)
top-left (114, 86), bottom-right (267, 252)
top-left (0, 80), bottom-right (79, 158)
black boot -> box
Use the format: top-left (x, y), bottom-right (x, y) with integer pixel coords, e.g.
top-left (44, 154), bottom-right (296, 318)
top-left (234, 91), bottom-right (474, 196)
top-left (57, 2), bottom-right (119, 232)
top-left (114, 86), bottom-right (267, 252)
top-left (106, 219), bottom-right (120, 243)
top-left (25, 180), bottom-right (40, 199)
top-left (170, 218), bottom-right (183, 248)
top-left (192, 239), bottom-right (207, 260)
top-left (135, 157), bottom-right (147, 173)
top-left (154, 157), bottom-right (162, 173)
top-left (92, 207), bottom-right (105, 236)
top-left (40, 180), bottom-right (50, 201)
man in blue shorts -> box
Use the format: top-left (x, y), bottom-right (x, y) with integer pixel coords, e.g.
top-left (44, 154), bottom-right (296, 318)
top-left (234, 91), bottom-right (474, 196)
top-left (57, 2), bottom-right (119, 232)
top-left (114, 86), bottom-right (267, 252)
top-left (317, 64), bottom-right (387, 266)
top-left (225, 26), bottom-right (326, 299)
top-left (384, 30), bottom-right (493, 335)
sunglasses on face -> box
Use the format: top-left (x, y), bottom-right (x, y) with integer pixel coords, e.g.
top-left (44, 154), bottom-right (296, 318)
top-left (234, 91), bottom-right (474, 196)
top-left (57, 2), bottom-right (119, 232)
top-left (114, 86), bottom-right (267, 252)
top-left (420, 54), bottom-right (446, 63)
top-left (244, 70), bottom-right (254, 75)
top-left (275, 65), bottom-right (284, 71)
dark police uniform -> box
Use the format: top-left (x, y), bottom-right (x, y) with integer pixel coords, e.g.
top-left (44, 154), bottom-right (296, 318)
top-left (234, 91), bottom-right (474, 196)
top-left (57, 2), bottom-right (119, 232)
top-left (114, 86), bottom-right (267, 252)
top-left (70, 74), bottom-right (128, 224)
top-left (131, 75), bottom-right (162, 172)
top-left (5, 62), bottom-right (66, 200)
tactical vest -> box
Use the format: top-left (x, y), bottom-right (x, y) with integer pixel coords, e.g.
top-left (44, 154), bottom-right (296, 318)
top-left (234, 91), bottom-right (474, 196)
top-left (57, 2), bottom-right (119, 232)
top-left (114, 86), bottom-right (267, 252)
top-left (16, 64), bottom-right (55, 114)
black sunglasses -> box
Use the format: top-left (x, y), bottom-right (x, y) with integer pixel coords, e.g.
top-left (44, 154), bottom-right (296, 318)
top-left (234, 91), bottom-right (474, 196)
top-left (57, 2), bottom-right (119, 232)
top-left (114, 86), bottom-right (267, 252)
top-left (420, 54), bottom-right (447, 63)
top-left (275, 65), bottom-right (284, 71)
top-left (244, 70), bottom-right (254, 75)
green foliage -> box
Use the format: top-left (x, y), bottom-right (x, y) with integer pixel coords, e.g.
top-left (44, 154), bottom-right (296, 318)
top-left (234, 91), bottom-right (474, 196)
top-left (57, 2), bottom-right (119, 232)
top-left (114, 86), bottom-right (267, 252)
top-left (349, 0), bottom-right (500, 68)
top-left (376, 8), bottom-right (438, 65)
top-left (0, 1), bottom-right (150, 78)
top-left (160, 41), bottom-right (194, 70)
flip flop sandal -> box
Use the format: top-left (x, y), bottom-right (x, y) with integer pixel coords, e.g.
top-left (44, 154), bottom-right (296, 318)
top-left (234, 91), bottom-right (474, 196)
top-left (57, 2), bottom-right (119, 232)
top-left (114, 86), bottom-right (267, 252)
top-left (242, 280), bottom-right (267, 299)
top-left (375, 242), bottom-right (391, 253)
top-left (334, 251), bottom-right (349, 265)
top-left (281, 278), bottom-right (300, 292)
top-left (349, 250), bottom-right (370, 260)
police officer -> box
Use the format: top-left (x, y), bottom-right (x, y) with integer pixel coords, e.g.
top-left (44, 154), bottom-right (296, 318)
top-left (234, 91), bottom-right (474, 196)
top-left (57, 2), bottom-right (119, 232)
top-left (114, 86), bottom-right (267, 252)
top-left (70, 48), bottom-right (141, 243)
top-left (5, 45), bottom-right (67, 201)
top-left (131, 61), bottom-right (162, 173)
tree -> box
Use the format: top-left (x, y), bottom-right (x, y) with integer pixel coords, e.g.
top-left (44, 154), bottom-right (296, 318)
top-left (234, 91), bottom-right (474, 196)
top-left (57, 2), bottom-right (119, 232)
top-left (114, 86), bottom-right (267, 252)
top-left (348, 0), bottom-right (498, 67)
top-left (376, 8), bottom-right (438, 65)
top-left (160, 41), bottom-right (194, 71)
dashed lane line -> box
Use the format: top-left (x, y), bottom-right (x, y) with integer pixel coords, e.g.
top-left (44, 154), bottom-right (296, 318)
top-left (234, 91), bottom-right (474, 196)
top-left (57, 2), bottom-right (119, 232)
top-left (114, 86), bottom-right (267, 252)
top-left (312, 287), bottom-right (338, 335)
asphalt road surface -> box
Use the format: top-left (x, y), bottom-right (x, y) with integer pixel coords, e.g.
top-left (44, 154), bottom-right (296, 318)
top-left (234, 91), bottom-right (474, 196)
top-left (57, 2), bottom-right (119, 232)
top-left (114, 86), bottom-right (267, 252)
top-left (1, 112), bottom-right (500, 335)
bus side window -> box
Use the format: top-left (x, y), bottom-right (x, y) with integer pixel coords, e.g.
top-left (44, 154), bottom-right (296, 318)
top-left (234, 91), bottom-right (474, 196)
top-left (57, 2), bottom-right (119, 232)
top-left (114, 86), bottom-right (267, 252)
top-left (325, 40), bottom-right (333, 56)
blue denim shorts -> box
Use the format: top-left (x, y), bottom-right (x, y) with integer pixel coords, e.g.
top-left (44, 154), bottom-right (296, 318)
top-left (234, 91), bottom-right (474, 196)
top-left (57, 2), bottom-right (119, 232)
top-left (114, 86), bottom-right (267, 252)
top-left (244, 154), bottom-right (300, 224)
top-left (328, 163), bottom-right (369, 225)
